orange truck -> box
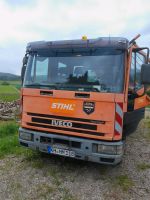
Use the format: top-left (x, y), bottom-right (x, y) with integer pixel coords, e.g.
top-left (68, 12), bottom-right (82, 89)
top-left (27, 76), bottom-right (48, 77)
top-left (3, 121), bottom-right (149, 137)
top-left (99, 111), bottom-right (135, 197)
top-left (19, 35), bottom-right (150, 165)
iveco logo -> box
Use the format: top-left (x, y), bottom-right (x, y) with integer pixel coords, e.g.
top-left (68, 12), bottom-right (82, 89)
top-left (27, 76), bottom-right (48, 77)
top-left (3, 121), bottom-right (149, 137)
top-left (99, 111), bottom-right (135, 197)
top-left (52, 119), bottom-right (73, 127)
top-left (51, 103), bottom-right (75, 111)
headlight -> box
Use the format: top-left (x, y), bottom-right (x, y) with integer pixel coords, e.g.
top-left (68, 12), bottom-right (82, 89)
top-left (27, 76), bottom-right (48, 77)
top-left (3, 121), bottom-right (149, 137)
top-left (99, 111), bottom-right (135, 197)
top-left (93, 144), bottom-right (123, 155)
top-left (98, 145), bottom-right (117, 154)
top-left (19, 132), bottom-right (33, 141)
top-left (116, 145), bottom-right (124, 154)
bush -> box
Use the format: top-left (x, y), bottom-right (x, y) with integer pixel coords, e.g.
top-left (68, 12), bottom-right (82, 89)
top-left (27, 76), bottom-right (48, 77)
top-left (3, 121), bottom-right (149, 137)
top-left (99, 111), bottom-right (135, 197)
top-left (1, 81), bottom-right (10, 85)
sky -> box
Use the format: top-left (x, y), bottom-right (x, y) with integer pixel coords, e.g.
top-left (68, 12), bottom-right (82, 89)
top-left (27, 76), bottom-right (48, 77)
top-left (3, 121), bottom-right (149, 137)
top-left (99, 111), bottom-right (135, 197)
top-left (0, 0), bottom-right (150, 75)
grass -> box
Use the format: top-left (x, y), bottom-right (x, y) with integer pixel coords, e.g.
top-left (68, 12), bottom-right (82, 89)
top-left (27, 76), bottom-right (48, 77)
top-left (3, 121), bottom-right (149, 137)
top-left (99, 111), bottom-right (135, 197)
top-left (20, 151), bottom-right (75, 199)
top-left (35, 183), bottom-right (56, 199)
top-left (48, 167), bottom-right (62, 186)
top-left (31, 158), bottom-right (45, 169)
top-left (0, 121), bottom-right (30, 158)
top-left (0, 122), bottom-right (79, 200)
top-left (114, 175), bottom-right (134, 191)
top-left (0, 80), bottom-right (20, 86)
top-left (0, 80), bottom-right (20, 84)
top-left (62, 188), bottom-right (77, 200)
top-left (0, 83), bottom-right (20, 102)
top-left (0, 85), bottom-right (19, 94)
top-left (0, 94), bottom-right (20, 102)
top-left (137, 163), bottom-right (150, 171)
top-left (34, 183), bottom-right (76, 200)
top-left (0, 121), bottom-right (18, 137)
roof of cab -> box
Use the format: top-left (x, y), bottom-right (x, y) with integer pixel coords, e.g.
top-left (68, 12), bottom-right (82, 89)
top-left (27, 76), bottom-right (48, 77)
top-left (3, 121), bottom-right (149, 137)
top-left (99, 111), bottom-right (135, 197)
top-left (26, 37), bottom-right (129, 52)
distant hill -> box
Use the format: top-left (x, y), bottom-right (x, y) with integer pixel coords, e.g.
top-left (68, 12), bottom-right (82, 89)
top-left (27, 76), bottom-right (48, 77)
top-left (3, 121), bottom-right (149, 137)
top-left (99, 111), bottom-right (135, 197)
top-left (0, 72), bottom-right (20, 81)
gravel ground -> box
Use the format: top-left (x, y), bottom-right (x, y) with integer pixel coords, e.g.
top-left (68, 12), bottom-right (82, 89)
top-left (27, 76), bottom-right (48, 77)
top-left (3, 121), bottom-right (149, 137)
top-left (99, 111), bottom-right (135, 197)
top-left (0, 120), bottom-right (150, 200)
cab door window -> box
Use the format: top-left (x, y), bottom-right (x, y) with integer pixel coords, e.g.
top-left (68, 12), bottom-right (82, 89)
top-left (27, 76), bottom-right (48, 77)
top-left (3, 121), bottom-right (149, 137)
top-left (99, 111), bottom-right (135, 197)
top-left (136, 53), bottom-right (145, 89)
top-left (128, 51), bottom-right (146, 111)
top-left (129, 52), bottom-right (146, 90)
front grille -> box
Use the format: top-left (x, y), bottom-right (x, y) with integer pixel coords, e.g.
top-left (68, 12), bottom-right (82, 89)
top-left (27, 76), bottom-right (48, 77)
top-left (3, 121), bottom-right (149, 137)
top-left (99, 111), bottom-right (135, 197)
top-left (26, 122), bottom-right (104, 136)
top-left (32, 117), bottom-right (97, 130)
top-left (27, 112), bottom-right (105, 124)
top-left (26, 112), bottom-right (105, 137)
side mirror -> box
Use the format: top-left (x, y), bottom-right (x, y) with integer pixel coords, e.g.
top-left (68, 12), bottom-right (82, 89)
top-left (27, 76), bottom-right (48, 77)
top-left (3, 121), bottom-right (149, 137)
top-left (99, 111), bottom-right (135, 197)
top-left (133, 47), bottom-right (149, 63)
top-left (21, 54), bottom-right (28, 85)
top-left (21, 65), bottom-right (26, 85)
top-left (23, 55), bottom-right (28, 65)
top-left (141, 64), bottom-right (150, 85)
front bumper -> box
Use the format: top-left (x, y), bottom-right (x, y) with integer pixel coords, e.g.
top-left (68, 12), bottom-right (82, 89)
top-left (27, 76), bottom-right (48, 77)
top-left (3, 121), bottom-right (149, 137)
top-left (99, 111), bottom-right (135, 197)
top-left (19, 127), bottom-right (124, 165)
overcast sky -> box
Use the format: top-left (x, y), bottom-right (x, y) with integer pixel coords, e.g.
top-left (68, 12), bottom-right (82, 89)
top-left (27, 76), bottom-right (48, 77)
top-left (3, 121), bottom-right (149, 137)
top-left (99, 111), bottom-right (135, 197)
top-left (0, 0), bottom-right (150, 75)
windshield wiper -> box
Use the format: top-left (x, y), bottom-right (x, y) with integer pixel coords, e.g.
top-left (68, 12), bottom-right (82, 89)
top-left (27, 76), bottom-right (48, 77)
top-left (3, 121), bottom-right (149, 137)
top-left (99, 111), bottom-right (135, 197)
top-left (56, 84), bottom-right (101, 92)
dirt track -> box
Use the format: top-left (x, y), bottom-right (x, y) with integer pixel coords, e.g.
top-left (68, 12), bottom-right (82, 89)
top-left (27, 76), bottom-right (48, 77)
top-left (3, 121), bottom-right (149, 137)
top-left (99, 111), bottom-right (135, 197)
top-left (0, 120), bottom-right (150, 200)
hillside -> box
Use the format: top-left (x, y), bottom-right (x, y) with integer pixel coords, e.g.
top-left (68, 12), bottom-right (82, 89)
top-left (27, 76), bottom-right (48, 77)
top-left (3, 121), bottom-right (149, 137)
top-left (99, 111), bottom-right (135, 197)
top-left (0, 72), bottom-right (20, 81)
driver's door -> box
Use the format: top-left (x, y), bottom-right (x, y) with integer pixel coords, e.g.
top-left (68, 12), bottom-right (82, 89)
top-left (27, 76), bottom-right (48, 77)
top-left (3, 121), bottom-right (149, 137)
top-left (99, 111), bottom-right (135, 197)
top-left (128, 50), bottom-right (148, 111)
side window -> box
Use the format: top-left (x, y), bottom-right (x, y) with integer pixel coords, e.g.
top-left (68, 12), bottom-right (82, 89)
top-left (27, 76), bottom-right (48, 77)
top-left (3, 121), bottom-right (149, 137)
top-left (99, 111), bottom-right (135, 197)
top-left (136, 53), bottom-right (145, 88)
top-left (129, 52), bottom-right (146, 90)
top-left (129, 53), bottom-right (135, 89)
top-left (31, 56), bottom-right (48, 82)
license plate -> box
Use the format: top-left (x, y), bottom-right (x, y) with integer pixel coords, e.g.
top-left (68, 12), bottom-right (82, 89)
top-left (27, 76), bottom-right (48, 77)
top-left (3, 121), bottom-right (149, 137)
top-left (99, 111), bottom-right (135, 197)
top-left (47, 146), bottom-right (75, 158)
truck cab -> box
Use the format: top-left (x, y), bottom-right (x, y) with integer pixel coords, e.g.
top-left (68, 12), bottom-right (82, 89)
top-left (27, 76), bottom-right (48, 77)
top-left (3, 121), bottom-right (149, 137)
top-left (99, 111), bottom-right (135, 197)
top-left (19, 36), bottom-right (150, 165)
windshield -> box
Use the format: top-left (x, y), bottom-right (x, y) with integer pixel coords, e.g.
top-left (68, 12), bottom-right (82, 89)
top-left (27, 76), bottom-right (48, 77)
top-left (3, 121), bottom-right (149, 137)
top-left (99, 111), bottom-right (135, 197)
top-left (24, 49), bottom-right (125, 93)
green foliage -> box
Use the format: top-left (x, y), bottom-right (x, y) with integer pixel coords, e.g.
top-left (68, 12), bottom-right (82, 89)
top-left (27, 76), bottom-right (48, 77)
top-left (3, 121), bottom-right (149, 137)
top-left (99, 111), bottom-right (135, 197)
top-left (0, 80), bottom-right (21, 85)
top-left (1, 81), bottom-right (10, 85)
top-left (15, 84), bottom-right (21, 90)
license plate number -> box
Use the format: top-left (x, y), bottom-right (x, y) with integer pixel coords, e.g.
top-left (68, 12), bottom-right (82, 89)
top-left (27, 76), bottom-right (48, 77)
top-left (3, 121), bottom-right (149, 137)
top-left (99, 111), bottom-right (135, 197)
top-left (47, 146), bottom-right (75, 158)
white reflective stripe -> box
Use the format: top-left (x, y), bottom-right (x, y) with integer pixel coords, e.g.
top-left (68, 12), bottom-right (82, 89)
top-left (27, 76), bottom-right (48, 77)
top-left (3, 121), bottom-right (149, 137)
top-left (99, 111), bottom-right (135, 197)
top-left (116, 103), bottom-right (123, 118)
top-left (115, 121), bottom-right (122, 134)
